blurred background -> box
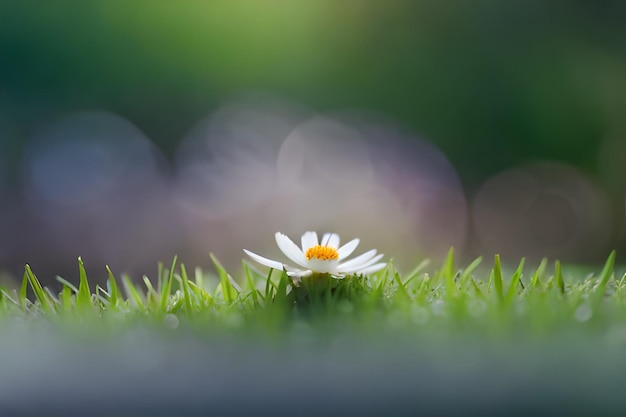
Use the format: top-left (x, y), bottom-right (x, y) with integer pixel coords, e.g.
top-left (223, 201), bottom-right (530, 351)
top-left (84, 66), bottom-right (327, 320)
top-left (0, 1), bottom-right (625, 285)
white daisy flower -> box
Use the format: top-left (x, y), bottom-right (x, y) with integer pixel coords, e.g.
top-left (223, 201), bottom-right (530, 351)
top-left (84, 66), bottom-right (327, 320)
top-left (244, 231), bottom-right (386, 279)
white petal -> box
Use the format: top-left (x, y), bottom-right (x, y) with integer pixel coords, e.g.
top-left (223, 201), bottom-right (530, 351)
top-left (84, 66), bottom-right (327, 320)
top-left (287, 269), bottom-right (313, 279)
top-left (354, 262), bottom-right (387, 275)
top-left (275, 232), bottom-right (309, 268)
top-left (337, 238), bottom-right (359, 260)
top-left (340, 253), bottom-right (384, 273)
top-left (330, 274), bottom-right (346, 280)
top-left (337, 249), bottom-right (377, 270)
top-left (243, 249), bottom-right (286, 270)
top-left (321, 233), bottom-right (340, 248)
top-left (306, 258), bottom-right (339, 274)
top-left (300, 231), bottom-right (318, 251)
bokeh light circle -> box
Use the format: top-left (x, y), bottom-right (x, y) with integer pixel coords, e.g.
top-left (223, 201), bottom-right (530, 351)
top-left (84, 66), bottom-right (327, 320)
top-left (473, 162), bottom-right (614, 262)
top-left (21, 110), bottom-right (166, 208)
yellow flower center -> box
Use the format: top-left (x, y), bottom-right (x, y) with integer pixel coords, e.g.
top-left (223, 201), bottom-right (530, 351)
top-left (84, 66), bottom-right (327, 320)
top-left (305, 245), bottom-right (339, 261)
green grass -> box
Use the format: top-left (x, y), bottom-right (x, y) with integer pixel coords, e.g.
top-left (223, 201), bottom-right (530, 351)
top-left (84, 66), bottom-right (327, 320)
top-left (1, 249), bottom-right (624, 341)
top-left (4, 250), bottom-right (626, 415)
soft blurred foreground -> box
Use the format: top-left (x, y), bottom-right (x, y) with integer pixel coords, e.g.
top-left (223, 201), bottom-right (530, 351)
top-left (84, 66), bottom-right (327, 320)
top-left (2, 323), bottom-right (626, 416)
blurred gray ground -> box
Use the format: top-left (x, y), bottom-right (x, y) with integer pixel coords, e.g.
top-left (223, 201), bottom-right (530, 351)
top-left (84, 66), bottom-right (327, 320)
top-left (1, 324), bottom-right (626, 416)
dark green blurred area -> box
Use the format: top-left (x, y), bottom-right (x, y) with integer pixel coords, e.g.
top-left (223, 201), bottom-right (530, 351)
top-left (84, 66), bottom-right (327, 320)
top-left (1, 1), bottom-right (624, 190)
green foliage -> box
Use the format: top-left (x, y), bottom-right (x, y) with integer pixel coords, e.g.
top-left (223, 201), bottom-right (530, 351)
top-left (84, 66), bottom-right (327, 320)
top-left (0, 251), bottom-right (624, 340)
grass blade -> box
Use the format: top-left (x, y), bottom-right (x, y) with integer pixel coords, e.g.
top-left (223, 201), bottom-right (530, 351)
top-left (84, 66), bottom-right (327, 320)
top-left (402, 259), bottom-right (430, 286)
top-left (105, 265), bottom-right (122, 309)
top-left (459, 256), bottom-right (483, 288)
top-left (122, 275), bottom-right (145, 309)
top-left (210, 253), bottom-right (238, 303)
top-left (180, 263), bottom-right (193, 313)
top-left (493, 255), bottom-right (503, 300)
top-left (554, 260), bottom-right (565, 295)
top-left (529, 258), bottom-right (548, 290)
top-left (504, 258), bottom-right (525, 304)
top-left (19, 270), bottom-right (28, 311)
top-left (160, 256), bottom-right (178, 311)
top-left (593, 251), bottom-right (616, 305)
top-left (77, 257), bottom-right (92, 311)
top-left (443, 247), bottom-right (456, 298)
top-left (24, 264), bottom-right (54, 314)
